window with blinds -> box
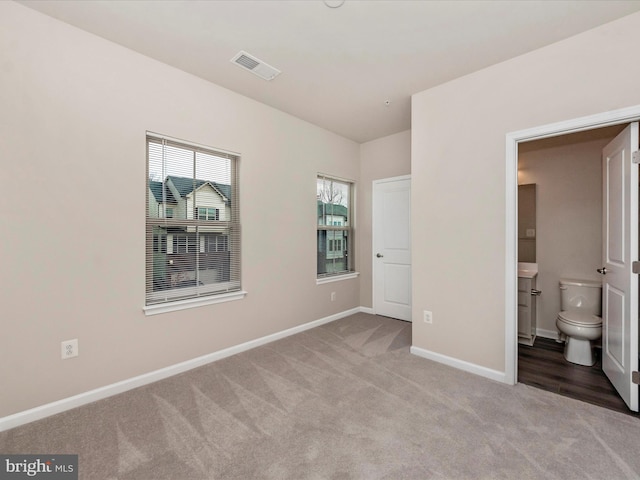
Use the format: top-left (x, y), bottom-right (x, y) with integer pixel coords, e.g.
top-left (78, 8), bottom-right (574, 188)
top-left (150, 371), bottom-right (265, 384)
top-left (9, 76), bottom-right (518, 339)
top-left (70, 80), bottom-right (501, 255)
top-left (317, 175), bottom-right (354, 278)
top-left (146, 133), bottom-right (240, 306)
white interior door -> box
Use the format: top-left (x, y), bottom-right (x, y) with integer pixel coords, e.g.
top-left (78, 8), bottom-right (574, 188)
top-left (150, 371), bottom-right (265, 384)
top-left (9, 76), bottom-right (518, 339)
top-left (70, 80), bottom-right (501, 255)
top-left (373, 176), bottom-right (411, 321)
top-left (601, 122), bottom-right (639, 412)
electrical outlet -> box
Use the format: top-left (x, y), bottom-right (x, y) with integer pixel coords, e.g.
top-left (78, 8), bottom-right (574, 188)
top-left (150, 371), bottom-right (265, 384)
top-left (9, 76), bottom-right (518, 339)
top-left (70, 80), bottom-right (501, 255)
top-left (423, 310), bottom-right (433, 324)
top-left (61, 339), bottom-right (79, 359)
top-left (331, 292), bottom-right (336, 302)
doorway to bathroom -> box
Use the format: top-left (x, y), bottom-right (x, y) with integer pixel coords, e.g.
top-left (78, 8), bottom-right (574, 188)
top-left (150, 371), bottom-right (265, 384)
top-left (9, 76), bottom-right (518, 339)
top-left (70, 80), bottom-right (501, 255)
top-left (505, 106), bottom-right (640, 414)
top-left (518, 337), bottom-right (633, 414)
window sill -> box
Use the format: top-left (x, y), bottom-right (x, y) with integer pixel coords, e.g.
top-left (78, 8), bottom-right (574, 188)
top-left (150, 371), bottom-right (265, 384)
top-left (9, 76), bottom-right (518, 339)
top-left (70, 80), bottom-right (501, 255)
top-left (143, 290), bottom-right (247, 316)
top-left (316, 272), bottom-right (360, 285)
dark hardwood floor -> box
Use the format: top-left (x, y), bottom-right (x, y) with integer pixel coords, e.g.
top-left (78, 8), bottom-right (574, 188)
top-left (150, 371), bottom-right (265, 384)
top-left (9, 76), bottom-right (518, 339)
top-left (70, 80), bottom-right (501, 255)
top-left (518, 337), bottom-right (639, 416)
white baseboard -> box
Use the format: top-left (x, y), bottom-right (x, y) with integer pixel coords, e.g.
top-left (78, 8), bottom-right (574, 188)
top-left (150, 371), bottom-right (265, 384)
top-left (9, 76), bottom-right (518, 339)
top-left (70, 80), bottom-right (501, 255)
top-left (536, 328), bottom-right (559, 340)
top-left (410, 345), bottom-right (507, 384)
top-left (0, 306), bottom-right (369, 432)
top-left (360, 306), bottom-right (374, 315)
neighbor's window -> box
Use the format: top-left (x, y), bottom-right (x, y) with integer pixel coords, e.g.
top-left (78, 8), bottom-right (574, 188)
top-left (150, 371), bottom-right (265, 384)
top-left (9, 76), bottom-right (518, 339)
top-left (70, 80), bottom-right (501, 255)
top-left (146, 133), bottom-right (240, 306)
top-left (197, 207), bottom-right (220, 221)
top-left (317, 175), bottom-right (354, 278)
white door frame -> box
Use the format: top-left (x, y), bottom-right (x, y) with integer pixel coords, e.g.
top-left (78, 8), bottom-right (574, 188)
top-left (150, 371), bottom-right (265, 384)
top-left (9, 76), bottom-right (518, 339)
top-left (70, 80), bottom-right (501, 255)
top-left (372, 174), bottom-right (412, 320)
top-left (505, 105), bottom-right (640, 385)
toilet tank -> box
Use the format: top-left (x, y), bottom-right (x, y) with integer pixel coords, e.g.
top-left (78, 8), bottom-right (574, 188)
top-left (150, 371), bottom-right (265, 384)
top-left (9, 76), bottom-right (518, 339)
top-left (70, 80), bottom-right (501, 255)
top-left (559, 278), bottom-right (602, 315)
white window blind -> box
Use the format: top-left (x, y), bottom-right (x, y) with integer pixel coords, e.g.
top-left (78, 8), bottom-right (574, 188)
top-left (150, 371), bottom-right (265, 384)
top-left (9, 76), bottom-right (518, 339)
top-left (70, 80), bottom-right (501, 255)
top-left (146, 134), bottom-right (240, 305)
top-left (317, 175), bottom-right (354, 278)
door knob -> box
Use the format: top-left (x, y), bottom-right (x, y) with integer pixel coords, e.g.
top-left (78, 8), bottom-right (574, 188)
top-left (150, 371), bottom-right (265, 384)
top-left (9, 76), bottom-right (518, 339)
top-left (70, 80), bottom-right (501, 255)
top-left (597, 267), bottom-right (608, 274)
top-left (376, 253), bottom-right (384, 258)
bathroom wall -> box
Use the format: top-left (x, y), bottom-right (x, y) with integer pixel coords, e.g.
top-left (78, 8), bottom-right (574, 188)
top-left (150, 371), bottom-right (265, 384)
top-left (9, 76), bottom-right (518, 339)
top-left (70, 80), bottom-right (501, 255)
top-left (517, 127), bottom-right (622, 336)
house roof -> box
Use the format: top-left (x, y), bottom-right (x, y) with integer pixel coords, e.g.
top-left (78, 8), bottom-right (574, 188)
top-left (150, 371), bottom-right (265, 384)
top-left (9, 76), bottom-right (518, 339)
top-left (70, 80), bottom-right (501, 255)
top-left (317, 200), bottom-right (348, 219)
top-left (148, 180), bottom-right (177, 204)
top-left (167, 176), bottom-right (231, 205)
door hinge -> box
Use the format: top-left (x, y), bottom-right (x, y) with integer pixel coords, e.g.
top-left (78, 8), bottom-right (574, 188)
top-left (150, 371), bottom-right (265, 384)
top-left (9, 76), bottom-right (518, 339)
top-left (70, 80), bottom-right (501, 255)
top-left (633, 371), bottom-right (640, 385)
top-left (633, 262), bottom-right (640, 274)
top-left (633, 151), bottom-right (640, 164)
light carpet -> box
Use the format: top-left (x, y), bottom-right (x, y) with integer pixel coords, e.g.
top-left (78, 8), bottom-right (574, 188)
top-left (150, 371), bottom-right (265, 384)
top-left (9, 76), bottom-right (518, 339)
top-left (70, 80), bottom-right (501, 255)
top-left (1, 313), bottom-right (639, 479)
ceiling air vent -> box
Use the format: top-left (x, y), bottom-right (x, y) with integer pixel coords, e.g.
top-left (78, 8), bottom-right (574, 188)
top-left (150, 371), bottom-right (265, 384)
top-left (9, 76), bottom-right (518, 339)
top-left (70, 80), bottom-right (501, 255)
top-left (230, 51), bottom-right (281, 81)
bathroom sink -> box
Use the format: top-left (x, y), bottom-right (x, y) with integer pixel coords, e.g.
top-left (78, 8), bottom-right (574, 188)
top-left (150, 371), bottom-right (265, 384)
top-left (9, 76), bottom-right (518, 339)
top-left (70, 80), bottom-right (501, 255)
top-left (518, 262), bottom-right (538, 278)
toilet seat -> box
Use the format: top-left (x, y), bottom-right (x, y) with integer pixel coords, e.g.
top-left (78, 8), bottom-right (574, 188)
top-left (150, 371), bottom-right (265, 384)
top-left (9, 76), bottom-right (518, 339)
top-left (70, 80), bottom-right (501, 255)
top-left (557, 311), bottom-right (602, 327)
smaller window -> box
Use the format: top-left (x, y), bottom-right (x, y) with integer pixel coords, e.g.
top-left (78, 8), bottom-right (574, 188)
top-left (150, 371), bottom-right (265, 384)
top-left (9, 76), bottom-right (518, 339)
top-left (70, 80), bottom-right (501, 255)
top-left (176, 235), bottom-right (187, 254)
top-left (158, 205), bottom-right (174, 219)
top-left (172, 234), bottom-right (197, 254)
top-left (203, 234), bottom-right (228, 253)
top-left (153, 233), bottom-right (167, 253)
top-left (317, 175), bottom-right (354, 278)
top-left (197, 207), bottom-right (219, 221)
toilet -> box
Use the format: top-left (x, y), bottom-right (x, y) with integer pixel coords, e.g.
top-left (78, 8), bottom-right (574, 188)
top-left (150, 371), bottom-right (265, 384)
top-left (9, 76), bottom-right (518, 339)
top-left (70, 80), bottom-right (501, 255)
top-left (556, 278), bottom-right (602, 366)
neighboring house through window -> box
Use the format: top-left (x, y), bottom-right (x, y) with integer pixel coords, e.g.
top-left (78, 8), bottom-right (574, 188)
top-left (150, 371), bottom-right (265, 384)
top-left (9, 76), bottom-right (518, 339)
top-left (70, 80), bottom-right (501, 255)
top-left (146, 133), bottom-right (240, 306)
top-left (317, 175), bottom-right (354, 278)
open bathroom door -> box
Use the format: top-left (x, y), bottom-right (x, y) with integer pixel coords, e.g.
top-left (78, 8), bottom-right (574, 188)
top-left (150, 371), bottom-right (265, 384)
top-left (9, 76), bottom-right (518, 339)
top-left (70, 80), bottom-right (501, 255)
top-left (601, 122), bottom-right (639, 412)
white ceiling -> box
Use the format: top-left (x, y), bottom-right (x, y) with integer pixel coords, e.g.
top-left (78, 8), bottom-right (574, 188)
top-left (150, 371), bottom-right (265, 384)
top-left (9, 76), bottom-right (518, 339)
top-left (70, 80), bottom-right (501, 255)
top-left (18, 0), bottom-right (640, 143)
